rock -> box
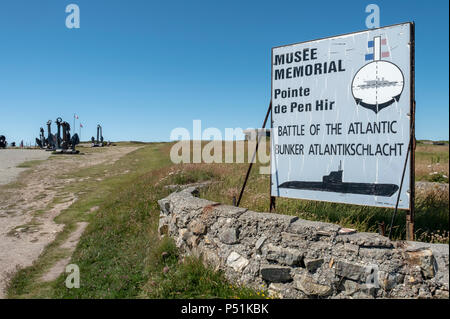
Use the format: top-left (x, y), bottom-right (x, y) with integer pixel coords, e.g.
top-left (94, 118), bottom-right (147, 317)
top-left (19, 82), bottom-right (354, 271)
top-left (288, 219), bottom-right (339, 238)
top-left (340, 279), bottom-right (360, 296)
top-left (403, 248), bottom-right (436, 279)
top-left (268, 283), bottom-right (286, 299)
top-left (434, 289), bottom-right (449, 299)
top-left (343, 243), bottom-right (359, 254)
top-left (187, 235), bottom-right (200, 248)
top-left (158, 223), bottom-right (168, 236)
top-left (158, 199), bottom-right (171, 215)
top-left (281, 232), bottom-right (305, 243)
top-left (304, 258), bottom-right (324, 273)
top-left (260, 265), bottom-right (292, 283)
top-left (294, 274), bottom-right (332, 297)
top-left (359, 247), bottom-right (392, 259)
top-left (226, 251), bottom-right (249, 272)
top-left (405, 241), bottom-right (448, 286)
top-left (338, 228), bottom-right (356, 235)
top-left (189, 220), bottom-right (206, 235)
top-left (336, 232), bottom-right (393, 248)
top-left (378, 271), bottom-right (404, 291)
top-left (255, 235), bottom-right (267, 252)
top-left (158, 186), bottom-right (450, 299)
top-left (180, 229), bottom-right (191, 241)
top-left (262, 243), bottom-right (303, 266)
top-left (334, 260), bottom-right (367, 282)
top-left (219, 228), bottom-right (239, 244)
top-left (203, 249), bottom-right (221, 270)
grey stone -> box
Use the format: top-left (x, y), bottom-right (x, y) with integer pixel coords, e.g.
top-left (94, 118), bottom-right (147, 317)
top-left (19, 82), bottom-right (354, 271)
top-left (255, 235), bottom-right (267, 252)
top-left (189, 220), bottom-right (206, 235)
top-left (239, 211), bottom-right (297, 235)
top-left (336, 232), bottom-right (393, 248)
top-left (219, 228), bottom-right (239, 244)
top-left (402, 248), bottom-right (436, 279)
top-left (335, 260), bottom-right (367, 282)
top-left (281, 232), bottom-right (305, 243)
top-left (294, 274), bottom-right (332, 297)
top-left (226, 251), bottom-right (249, 272)
top-left (378, 271), bottom-right (404, 291)
top-left (405, 241), bottom-right (448, 285)
top-left (158, 186), bottom-right (450, 299)
top-left (262, 243), bottom-right (303, 266)
top-left (305, 258), bottom-right (324, 273)
top-left (260, 265), bottom-right (292, 283)
top-left (288, 219), bottom-right (340, 238)
top-left (340, 279), bottom-right (360, 296)
top-left (187, 235), bottom-right (200, 248)
top-left (343, 243), bottom-right (359, 254)
top-left (180, 229), bottom-right (191, 241)
top-left (158, 199), bottom-right (171, 215)
top-left (268, 283), bottom-right (285, 299)
top-left (203, 249), bottom-right (221, 271)
top-left (434, 289), bottom-right (449, 299)
top-left (359, 247), bottom-right (392, 259)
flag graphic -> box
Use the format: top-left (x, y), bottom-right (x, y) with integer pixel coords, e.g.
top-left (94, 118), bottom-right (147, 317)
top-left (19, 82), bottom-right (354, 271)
top-left (74, 114), bottom-right (79, 119)
top-left (365, 37), bottom-right (390, 61)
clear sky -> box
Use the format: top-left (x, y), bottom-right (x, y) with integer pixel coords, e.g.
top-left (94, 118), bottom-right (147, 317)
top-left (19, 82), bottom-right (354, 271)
top-left (0, 0), bottom-right (448, 144)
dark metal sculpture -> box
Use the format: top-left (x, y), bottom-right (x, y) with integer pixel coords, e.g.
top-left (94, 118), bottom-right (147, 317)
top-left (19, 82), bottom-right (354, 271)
top-left (36, 117), bottom-right (79, 154)
top-left (35, 120), bottom-right (57, 151)
top-left (0, 135), bottom-right (7, 148)
top-left (54, 119), bottom-right (79, 154)
top-left (35, 127), bottom-right (46, 148)
top-left (91, 124), bottom-right (104, 147)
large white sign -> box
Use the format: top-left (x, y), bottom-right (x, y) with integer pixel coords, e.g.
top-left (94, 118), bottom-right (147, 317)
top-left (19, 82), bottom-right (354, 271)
top-left (271, 23), bottom-right (413, 209)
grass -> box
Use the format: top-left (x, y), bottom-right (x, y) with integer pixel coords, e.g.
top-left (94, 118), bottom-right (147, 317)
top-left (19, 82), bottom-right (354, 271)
top-left (16, 160), bottom-right (47, 168)
top-left (415, 144), bottom-right (449, 183)
top-left (188, 141), bottom-right (448, 243)
top-left (141, 237), bottom-right (264, 299)
top-left (7, 143), bottom-right (263, 299)
top-left (5, 140), bottom-right (448, 299)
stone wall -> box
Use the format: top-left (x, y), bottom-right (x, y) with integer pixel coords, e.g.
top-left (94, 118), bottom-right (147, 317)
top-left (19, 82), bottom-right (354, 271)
top-left (158, 187), bottom-right (449, 299)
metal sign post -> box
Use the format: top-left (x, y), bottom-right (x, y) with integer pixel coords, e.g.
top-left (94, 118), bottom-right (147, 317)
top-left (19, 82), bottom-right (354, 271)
top-left (237, 101), bottom-right (272, 208)
top-left (406, 23), bottom-right (416, 241)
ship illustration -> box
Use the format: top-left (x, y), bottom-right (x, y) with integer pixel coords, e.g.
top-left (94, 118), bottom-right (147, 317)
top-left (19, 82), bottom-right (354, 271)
top-left (278, 162), bottom-right (399, 197)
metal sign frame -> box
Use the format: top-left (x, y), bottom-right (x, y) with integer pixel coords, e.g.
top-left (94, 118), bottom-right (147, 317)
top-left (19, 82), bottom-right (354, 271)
top-left (269, 22), bottom-right (415, 238)
top-left (237, 22), bottom-right (415, 240)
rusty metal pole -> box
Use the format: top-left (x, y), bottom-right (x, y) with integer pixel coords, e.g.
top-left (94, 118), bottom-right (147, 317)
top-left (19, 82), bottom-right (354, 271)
top-left (406, 23), bottom-right (416, 241)
top-left (269, 100), bottom-right (276, 213)
top-left (237, 101), bottom-right (272, 207)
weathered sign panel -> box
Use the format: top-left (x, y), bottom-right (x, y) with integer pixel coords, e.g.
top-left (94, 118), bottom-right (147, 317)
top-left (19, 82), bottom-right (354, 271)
top-left (271, 23), bottom-right (413, 209)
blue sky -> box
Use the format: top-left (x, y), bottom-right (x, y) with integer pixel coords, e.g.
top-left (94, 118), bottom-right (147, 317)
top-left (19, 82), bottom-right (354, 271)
top-left (0, 0), bottom-right (448, 144)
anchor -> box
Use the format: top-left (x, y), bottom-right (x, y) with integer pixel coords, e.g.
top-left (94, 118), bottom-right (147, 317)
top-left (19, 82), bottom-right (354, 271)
top-left (91, 124), bottom-right (105, 147)
top-left (0, 135), bottom-right (7, 148)
top-left (48, 117), bottom-right (80, 154)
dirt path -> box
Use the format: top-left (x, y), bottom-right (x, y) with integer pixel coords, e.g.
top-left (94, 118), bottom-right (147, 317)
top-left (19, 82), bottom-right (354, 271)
top-left (0, 149), bottom-right (51, 186)
top-left (0, 146), bottom-right (140, 298)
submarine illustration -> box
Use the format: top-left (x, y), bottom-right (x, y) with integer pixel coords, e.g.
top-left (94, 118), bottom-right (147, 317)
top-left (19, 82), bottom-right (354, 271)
top-left (278, 161), bottom-right (399, 197)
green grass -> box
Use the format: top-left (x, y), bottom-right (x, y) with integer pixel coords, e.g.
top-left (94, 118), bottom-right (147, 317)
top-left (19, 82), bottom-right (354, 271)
top-left (140, 237), bottom-right (264, 299)
top-left (7, 143), bottom-right (263, 299)
top-left (199, 163), bottom-right (449, 243)
top-left (16, 160), bottom-right (47, 168)
top-left (6, 140), bottom-right (448, 299)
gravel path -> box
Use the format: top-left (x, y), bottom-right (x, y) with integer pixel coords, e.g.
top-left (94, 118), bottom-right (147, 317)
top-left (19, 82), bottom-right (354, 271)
top-left (0, 146), bottom-right (140, 298)
top-left (0, 149), bottom-right (51, 186)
